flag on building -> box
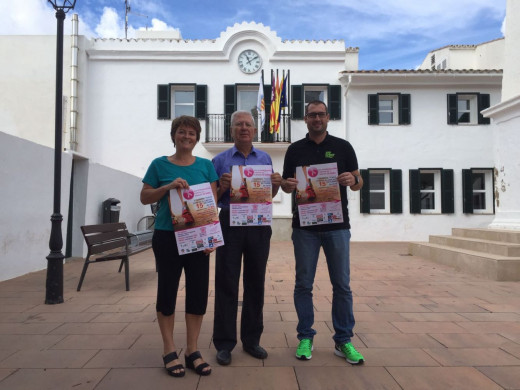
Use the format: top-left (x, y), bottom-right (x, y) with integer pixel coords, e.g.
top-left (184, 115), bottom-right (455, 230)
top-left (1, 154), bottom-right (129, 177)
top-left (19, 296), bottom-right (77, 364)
top-left (257, 74), bottom-right (265, 127)
top-left (269, 71), bottom-right (278, 134)
top-left (276, 73), bottom-right (288, 133)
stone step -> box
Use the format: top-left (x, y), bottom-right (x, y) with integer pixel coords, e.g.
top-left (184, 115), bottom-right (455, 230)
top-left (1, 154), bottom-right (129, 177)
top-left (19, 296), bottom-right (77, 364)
top-left (452, 228), bottom-right (520, 244)
top-left (408, 242), bottom-right (520, 281)
top-left (429, 235), bottom-right (520, 257)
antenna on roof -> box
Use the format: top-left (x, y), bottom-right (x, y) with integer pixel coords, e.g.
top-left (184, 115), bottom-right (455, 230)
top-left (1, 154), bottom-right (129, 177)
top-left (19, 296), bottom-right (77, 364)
top-left (125, 0), bottom-right (149, 39)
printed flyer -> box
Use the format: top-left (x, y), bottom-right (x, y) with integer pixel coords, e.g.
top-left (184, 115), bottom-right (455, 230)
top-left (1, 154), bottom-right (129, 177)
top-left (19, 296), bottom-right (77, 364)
top-left (295, 162), bottom-right (344, 226)
top-left (169, 182), bottom-right (224, 255)
top-left (229, 165), bottom-right (273, 226)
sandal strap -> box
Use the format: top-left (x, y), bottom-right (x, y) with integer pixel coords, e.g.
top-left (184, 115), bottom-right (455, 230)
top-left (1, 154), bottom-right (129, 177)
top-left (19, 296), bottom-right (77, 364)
top-left (185, 350), bottom-right (202, 363)
top-left (194, 362), bottom-right (210, 375)
top-left (163, 351), bottom-right (179, 364)
top-left (166, 363), bottom-right (184, 373)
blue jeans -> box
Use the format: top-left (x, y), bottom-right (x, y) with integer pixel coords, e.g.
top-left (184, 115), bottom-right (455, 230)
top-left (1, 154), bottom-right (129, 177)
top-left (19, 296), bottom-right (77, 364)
top-left (292, 228), bottom-right (355, 345)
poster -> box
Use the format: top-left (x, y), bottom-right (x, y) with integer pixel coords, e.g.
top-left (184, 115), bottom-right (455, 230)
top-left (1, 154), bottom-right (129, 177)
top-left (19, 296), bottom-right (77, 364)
top-left (295, 163), bottom-right (343, 226)
top-left (169, 182), bottom-right (224, 255)
top-left (229, 165), bottom-right (273, 226)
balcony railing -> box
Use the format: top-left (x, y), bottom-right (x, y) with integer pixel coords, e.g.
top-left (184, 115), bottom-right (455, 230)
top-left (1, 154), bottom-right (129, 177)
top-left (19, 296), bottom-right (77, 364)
top-left (205, 113), bottom-right (291, 143)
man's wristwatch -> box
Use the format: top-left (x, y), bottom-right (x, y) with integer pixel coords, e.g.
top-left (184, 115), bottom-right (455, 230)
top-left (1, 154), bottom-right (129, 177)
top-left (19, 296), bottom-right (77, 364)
top-left (354, 175), bottom-right (360, 185)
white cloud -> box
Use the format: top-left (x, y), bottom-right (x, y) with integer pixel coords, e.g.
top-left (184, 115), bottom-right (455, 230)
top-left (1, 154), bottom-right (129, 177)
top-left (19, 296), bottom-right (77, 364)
top-left (95, 7), bottom-right (124, 39)
top-left (0, 0), bottom-right (56, 35)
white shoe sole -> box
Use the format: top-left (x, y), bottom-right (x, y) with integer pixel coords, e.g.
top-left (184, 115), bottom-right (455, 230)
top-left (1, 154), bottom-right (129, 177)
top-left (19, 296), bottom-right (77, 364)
top-left (334, 349), bottom-right (364, 364)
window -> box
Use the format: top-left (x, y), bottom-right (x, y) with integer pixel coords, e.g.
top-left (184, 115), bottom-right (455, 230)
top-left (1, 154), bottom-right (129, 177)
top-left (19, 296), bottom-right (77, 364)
top-left (447, 93), bottom-right (490, 125)
top-left (157, 84), bottom-right (207, 120)
top-left (291, 84), bottom-right (341, 120)
top-left (360, 169), bottom-right (402, 214)
top-left (172, 87), bottom-right (195, 117)
top-left (462, 168), bottom-right (494, 214)
top-left (409, 169), bottom-right (454, 214)
top-left (368, 94), bottom-right (410, 125)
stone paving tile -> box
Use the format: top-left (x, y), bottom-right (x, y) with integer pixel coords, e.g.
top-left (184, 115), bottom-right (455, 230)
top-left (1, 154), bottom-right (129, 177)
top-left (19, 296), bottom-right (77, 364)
top-left (198, 367), bottom-right (299, 390)
top-left (477, 366), bottom-right (520, 390)
top-left (0, 349), bottom-right (98, 369)
top-left (459, 312), bottom-right (520, 321)
top-left (0, 369), bottom-right (15, 383)
top-left (424, 347), bottom-right (520, 366)
top-left (390, 321), bottom-right (467, 334)
top-left (357, 333), bottom-right (445, 348)
top-left (501, 342), bottom-right (520, 360)
top-left (399, 312), bottom-right (469, 322)
top-left (387, 367), bottom-right (503, 390)
top-left (94, 367), bottom-right (200, 390)
top-left (456, 321), bottom-right (520, 334)
top-left (361, 348), bottom-right (440, 367)
top-left (49, 322), bottom-right (129, 335)
top-left (0, 368), bottom-right (108, 390)
top-left (0, 335), bottom-right (65, 350)
top-left (295, 366), bottom-right (401, 390)
top-left (0, 323), bottom-right (61, 335)
top-left (51, 334), bottom-right (140, 350)
top-left (90, 312), bottom-right (156, 323)
top-left (2, 242), bottom-right (520, 389)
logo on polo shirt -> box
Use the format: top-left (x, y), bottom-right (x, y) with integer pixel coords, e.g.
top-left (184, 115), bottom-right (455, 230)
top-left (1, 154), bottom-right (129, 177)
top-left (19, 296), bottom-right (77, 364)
top-left (325, 151), bottom-right (335, 159)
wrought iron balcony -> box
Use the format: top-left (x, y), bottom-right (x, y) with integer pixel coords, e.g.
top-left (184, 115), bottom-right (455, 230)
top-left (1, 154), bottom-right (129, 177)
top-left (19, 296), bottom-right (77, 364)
top-left (205, 113), bottom-right (291, 143)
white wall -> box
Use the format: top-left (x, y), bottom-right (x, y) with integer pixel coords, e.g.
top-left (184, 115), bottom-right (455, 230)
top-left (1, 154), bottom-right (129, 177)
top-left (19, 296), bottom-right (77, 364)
top-left (0, 132), bottom-right (71, 281)
top-left (0, 36), bottom-right (72, 149)
top-left (0, 132), bottom-right (149, 281)
top-left (344, 82), bottom-right (499, 241)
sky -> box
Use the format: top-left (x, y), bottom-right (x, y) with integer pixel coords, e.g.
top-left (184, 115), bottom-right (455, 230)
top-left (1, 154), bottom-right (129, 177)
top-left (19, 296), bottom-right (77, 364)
top-left (0, 0), bottom-right (506, 70)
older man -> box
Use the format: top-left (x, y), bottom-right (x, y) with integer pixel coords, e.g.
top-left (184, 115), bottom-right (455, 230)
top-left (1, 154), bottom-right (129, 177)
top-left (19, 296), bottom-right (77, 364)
top-left (212, 111), bottom-right (281, 365)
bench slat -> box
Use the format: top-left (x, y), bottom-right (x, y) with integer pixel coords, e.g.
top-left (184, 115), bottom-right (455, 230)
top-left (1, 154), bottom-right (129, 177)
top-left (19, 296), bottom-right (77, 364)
top-left (81, 222), bottom-right (127, 234)
top-left (88, 239), bottom-right (128, 256)
top-left (83, 230), bottom-right (129, 246)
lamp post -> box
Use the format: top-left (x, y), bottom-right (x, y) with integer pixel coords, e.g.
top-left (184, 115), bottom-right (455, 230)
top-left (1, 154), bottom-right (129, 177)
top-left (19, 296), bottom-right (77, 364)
top-left (45, 0), bottom-right (77, 305)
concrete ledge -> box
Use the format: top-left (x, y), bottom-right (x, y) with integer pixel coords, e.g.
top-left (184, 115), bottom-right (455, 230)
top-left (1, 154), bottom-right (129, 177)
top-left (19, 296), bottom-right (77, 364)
top-left (409, 242), bottom-right (520, 281)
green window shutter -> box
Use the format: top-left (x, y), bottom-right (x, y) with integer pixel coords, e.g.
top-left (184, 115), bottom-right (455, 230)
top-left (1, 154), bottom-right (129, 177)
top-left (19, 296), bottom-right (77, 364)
top-left (390, 169), bottom-right (403, 214)
top-left (224, 85), bottom-right (236, 142)
top-left (398, 94), bottom-right (411, 125)
top-left (328, 85), bottom-right (341, 120)
top-left (441, 169), bottom-right (455, 214)
top-left (157, 84), bottom-right (170, 119)
top-left (409, 169), bottom-right (421, 214)
top-left (447, 94), bottom-right (458, 124)
top-left (462, 169), bottom-right (474, 214)
top-left (478, 93), bottom-right (491, 124)
top-left (292, 85), bottom-right (304, 119)
top-left (368, 94), bottom-right (379, 125)
top-left (195, 85), bottom-right (207, 119)
top-left (360, 169), bottom-right (370, 214)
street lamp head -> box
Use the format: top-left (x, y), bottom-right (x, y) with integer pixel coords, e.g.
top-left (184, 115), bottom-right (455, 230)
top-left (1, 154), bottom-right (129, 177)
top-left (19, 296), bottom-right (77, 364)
top-left (47, 0), bottom-right (77, 12)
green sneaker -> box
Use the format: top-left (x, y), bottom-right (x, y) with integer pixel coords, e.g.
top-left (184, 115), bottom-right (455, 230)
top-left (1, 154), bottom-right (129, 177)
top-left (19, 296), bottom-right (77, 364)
top-left (296, 338), bottom-right (313, 360)
top-left (334, 342), bottom-right (364, 364)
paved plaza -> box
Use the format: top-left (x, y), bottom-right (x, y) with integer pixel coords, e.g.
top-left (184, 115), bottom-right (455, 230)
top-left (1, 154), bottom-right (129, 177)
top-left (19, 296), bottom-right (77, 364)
top-left (1, 241), bottom-right (520, 389)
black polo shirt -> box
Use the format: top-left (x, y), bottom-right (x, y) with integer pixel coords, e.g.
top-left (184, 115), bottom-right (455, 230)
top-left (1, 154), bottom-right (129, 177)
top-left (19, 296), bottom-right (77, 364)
top-left (282, 132), bottom-right (359, 231)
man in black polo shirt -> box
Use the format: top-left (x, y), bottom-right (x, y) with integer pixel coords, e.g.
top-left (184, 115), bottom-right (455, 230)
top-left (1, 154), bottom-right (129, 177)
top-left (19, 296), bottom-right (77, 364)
top-left (281, 100), bottom-right (365, 364)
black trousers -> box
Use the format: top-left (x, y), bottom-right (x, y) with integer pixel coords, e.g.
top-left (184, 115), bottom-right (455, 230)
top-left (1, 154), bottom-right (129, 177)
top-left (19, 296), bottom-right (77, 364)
top-left (153, 229), bottom-right (209, 316)
top-left (212, 209), bottom-right (272, 351)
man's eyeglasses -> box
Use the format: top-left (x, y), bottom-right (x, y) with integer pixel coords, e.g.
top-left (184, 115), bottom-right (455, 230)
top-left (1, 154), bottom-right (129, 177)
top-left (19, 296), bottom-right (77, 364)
top-left (305, 112), bottom-right (327, 119)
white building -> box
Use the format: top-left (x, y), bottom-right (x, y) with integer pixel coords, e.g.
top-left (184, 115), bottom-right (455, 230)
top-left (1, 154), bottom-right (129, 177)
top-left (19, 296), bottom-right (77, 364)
top-left (1, 9), bottom-right (517, 280)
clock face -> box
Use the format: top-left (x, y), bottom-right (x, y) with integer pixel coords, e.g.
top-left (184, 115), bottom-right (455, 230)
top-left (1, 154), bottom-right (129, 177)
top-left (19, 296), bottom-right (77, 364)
top-left (238, 50), bottom-right (262, 74)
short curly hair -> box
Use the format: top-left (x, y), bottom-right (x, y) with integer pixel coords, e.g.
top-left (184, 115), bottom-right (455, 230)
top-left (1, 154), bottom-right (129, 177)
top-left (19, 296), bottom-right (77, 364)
top-left (170, 116), bottom-right (201, 146)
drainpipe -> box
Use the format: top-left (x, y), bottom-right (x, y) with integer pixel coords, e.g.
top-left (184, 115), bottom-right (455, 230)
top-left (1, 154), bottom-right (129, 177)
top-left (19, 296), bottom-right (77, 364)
top-left (344, 74), bottom-right (352, 141)
top-left (69, 14), bottom-right (79, 151)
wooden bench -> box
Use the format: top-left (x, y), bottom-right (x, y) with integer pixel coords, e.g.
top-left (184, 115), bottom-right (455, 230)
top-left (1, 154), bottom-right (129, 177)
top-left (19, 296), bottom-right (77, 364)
top-left (77, 222), bottom-right (152, 291)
